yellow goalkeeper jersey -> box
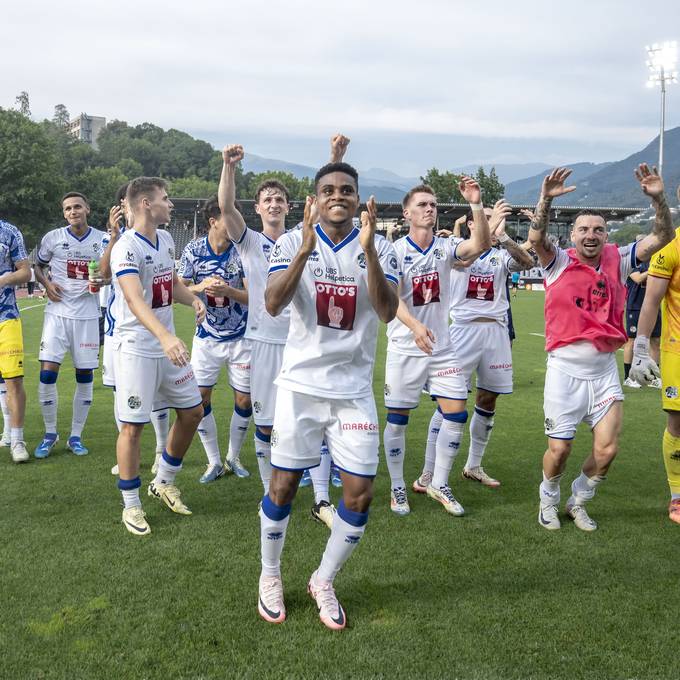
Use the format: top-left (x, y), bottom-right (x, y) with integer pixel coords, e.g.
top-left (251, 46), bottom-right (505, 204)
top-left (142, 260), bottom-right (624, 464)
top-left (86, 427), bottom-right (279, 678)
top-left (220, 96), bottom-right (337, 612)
top-left (648, 227), bottom-right (680, 355)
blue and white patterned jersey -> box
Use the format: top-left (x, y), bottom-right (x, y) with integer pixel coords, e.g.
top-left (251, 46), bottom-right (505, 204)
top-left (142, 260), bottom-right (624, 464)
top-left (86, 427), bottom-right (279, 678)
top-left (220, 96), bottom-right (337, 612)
top-left (179, 236), bottom-right (247, 342)
top-left (0, 221), bottom-right (28, 322)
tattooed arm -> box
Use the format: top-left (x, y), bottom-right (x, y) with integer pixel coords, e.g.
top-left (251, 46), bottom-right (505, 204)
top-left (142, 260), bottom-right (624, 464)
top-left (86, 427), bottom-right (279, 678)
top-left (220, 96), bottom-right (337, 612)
top-left (633, 163), bottom-right (675, 263)
top-left (528, 168), bottom-right (575, 268)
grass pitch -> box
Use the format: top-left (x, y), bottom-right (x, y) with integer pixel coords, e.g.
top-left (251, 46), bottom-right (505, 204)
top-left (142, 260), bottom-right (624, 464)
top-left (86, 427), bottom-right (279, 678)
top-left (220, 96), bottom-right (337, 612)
top-left (1, 293), bottom-right (675, 680)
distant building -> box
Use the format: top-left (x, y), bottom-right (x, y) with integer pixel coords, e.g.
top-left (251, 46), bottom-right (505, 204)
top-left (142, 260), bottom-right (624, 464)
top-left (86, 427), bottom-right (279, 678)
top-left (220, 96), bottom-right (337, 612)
top-left (68, 113), bottom-right (106, 149)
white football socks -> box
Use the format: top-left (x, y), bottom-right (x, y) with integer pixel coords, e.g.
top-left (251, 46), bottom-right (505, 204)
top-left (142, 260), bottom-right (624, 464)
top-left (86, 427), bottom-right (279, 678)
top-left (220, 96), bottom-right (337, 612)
top-left (466, 406), bottom-right (495, 470)
top-left (153, 451), bottom-right (182, 486)
top-left (539, 472), bottom-right (562, 507)
top-left (197, 406), bottom-right (221, 466)
top-left (70, 379), bottom-right (93, 438)
top-left (38, 382), bottom-right (58, 434)
top-left (260, 496), bottom-right (291, 577)
top-left (254, 429), bottom-right (272, 493)
top-left (310, 445), bottom-right (331, 504)
top-left (227, 406), bottom-right (251, 461)
top-left (423, 409), bottom-right (443, 476)
top-left (151, 408), bottom-right (169, 454)
top-left (317, 501), bottom-right (368, 583)
top-left (431, 413), bottom-right (466, 488)
top-left (0, 382), bottom-right (9, 439)
top-left (567, 472), bottom-right (606, 507)
top-left (383, 415), bottom-right (408, 489)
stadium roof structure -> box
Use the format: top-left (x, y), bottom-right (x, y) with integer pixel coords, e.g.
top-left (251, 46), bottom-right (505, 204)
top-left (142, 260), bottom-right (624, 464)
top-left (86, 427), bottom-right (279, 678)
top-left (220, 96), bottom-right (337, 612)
top-left (169, 197), bottom-right (643, 235)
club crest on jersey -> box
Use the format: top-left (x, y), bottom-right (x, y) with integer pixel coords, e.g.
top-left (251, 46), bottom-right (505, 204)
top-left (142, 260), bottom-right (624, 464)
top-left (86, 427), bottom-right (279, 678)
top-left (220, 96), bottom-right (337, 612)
top-left (93, 243), bottom-right (100, 253)
top-left (489, 256), bottom-right (499, 266)
top-left (357, 253), bottom-right (366, 269)
top-left (666, 386), bottom-right (678, 399)
top-left (434, 248), bottom-right (444, 260)
top-left (262, 243), bottom-right (271, 257)
top-left (384, 384), bottom-right (391, 396)
top-left (168, 247), bottom-right (175, 259)
top-left (544, 417), bottom-right (555, 431)
top-left (315, 281), bottom-right (357, 331)
top-left (389, 255), bottom-right (398, 270)
top-left (128, 395), bottom-right (142, 409)
top-left (412, 271), bottom-right (440, 306)
top-left (226, 262), bottom-right (238, 275)
top-left (253, 401), bottom-right (262, 414)
top-left (270, 429), bottom-right (279, 447)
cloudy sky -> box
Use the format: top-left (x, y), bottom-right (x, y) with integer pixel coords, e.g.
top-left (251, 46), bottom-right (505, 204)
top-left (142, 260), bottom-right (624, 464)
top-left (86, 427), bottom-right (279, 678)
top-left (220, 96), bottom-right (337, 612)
top-left (3, 0), bottom-right (680, 175)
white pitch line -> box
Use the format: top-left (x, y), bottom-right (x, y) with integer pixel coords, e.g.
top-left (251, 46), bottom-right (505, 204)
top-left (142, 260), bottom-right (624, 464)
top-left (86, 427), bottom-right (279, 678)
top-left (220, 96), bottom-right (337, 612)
top-left (19, 301), bottom-right (47, 311)
top-left (529, 332), bottom-right (545, 338)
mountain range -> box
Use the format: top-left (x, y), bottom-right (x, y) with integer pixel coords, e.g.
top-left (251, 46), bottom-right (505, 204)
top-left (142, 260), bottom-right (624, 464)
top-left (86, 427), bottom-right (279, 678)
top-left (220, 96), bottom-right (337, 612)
top-left (242, 128), bottom-right (680, 208)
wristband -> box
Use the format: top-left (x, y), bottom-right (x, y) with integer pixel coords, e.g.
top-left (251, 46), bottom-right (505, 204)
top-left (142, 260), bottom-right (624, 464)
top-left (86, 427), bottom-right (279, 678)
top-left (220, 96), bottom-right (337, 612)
top-left (498, 232), bottom-right (510, 243)
top-left (469, 202), bottom-right (483, 211)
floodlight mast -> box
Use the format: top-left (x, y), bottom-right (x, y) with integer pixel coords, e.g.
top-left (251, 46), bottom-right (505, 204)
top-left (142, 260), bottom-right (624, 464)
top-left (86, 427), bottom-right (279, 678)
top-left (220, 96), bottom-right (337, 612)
top-left (646, 41), bottom-right (678, 178)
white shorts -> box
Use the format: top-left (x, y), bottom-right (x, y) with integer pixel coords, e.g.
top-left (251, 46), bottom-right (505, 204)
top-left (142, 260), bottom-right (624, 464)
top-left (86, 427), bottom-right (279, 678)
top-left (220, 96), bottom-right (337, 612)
top-left (384, 346), bottom-right (467, 409)
top-left (39, 313), bottom-right (100, 370)
top-left (543, 364), bottom-right (623, 439)
top-left (102, 334), bottom-right (115, 387)
top-left (271, 387), bottom-right (379, 477)
top-left (190, 335), bottom-right (251, 393)
top-left (449, 321), bottom-right (513, 394)
top-left (114, 348), bottom-right (202, 424)
top-left (250, 340), bottom-right (284, 427)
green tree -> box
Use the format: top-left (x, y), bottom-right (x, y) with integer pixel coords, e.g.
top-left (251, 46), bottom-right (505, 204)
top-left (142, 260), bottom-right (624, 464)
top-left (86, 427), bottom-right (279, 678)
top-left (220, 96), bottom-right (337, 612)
top-left (53, 104), bottom-right (70, 128)
top-left (0, 108), bottom-right (65, 246)
top-left (420, 168), bottom-right (464, 202)
top-left (607, 222), bottom-right (650, 245)
top-left (71, 166), bottom-right (129, 228)
top-left (169, 176), bottom-right (218, 198)
top-left (245, 171), bottom-right (313, 201)
top-left (15, 91), bottom-right (31, 117)
top-left (478, 166), bottom-right (505, 203)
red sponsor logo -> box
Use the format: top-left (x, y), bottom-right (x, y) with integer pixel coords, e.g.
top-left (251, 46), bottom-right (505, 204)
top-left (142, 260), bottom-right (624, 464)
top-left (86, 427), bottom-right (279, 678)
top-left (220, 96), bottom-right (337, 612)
top-left (593, 394), bottom-right (617, 410)
top-left (315, 281), bottom-right (357, 331)
top-left (232, 363), bottom-right (250, 370)
top-left (412, 271), bottom-right (440, 306)
top-left (174, 369), bottom-right (195, 385)
top-left (434, 366), bottom-right (462, 377)
top-left (67, 259), bottom-right (89, 280)
top-left (466, 274), bottom-right (495, 301)
top-left (206, 294), bottom-right (227, 308)
top-left (152, 272), bottom-right (173, 309)
top-left (341, 422), bottom-right (379, 431)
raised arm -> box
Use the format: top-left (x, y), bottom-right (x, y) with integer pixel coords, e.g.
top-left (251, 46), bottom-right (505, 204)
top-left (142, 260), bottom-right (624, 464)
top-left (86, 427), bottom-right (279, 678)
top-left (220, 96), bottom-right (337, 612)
top-left (490, 200), bottom-right (534, 270)
top-left (454, 177), bottom-right (492, 261)
top-left (329, 134), bottom-right (350, 163)
top-left (528, 168), bottom-right (576, 268)
top-left (360, 197), bottom-right (399, 323)
top-left (98, 205), bottom-right (124, 280)
top-left (218, 144), bottom-right (247, 242)
top-left (633, 163), bottom-right (675, 263)
top-left (265, 197), bottom-right (317, 316)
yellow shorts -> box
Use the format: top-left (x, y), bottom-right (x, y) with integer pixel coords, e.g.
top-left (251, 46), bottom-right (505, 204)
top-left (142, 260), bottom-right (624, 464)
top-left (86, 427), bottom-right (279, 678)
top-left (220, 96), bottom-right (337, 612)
top-left (0, 318), bottom-right (25, 379)
top-left (661, 350), bottom-right (680, 411)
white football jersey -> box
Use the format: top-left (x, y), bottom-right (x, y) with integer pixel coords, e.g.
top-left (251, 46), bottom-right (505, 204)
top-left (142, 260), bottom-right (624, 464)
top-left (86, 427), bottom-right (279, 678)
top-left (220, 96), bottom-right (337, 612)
top-left (450, 248), bottom-right (522, 324)
top-left (37, 226), bottom-right (107, 319)
top-left (387, 235), bottom-right (463, 356)
top-left (110, 229), bottom-right (176, 358)
top-left (232, 227), bottom-right (290, 344)
top-left (269, 224), bottom-right (400, 399)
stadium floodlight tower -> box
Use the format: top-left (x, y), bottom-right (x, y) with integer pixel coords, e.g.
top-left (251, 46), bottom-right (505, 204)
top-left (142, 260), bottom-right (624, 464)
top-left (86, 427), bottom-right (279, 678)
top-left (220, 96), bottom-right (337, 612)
top-left (646, 41), bottom-right (678, 178)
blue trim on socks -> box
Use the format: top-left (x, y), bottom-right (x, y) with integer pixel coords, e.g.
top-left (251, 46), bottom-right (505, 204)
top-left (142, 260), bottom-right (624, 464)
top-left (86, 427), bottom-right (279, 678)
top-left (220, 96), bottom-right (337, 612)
top-left (162, 450), bottom-right (182, 467)
top-left (39, 370), bottom-right (58, 384)
top-left (203, 403), bottom-right (212, 417)
top-left (474, 406), bottom-right (495, 418)
top-left (255, 427), bottom-right (271, 443)
top-left (337, 499), bottom-right (369, 527)
top-left (155, 410), bottom-right (168, 419)
top-left (75, 371), bottom-right (94, 384)
top-left (118, 476), bottom-right (141, 490)
top-left (386, 412), bottom-right (409, 425)
top-left (234, 404), bottom-right (252, 418)
top-left (261, 495), bottom-right (291, 521)
top-left (443, 410), bottom-right (468, 423)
